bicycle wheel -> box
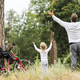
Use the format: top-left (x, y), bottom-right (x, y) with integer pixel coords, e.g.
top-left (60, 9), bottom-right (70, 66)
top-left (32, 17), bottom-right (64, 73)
top-left (13, 59), bottom-right (36, 77)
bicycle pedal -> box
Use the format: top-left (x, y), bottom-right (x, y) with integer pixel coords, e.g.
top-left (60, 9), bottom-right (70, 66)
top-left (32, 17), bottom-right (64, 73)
top-left (10, 68), bottom-right (13, 71)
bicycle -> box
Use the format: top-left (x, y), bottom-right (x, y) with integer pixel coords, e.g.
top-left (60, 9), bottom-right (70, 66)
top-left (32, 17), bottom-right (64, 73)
top-left (0, 43), bottom-right (36, 77)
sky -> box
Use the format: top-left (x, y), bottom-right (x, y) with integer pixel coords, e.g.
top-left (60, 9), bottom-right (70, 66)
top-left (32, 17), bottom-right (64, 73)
top-left (4, 0), bottom-right (31, 15)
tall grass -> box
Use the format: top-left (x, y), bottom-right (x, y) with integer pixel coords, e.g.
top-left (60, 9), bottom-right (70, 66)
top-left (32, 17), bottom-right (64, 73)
top-left (0, 57), bottom-right (80, 80)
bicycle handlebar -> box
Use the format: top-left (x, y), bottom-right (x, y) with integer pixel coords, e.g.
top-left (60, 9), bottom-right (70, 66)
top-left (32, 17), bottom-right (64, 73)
top-left (8, 43), bottom-right (16, 58)
top-left (8, 46), bottom-right (13, 51)
top-left (8, 43), bottom-right (16, 51)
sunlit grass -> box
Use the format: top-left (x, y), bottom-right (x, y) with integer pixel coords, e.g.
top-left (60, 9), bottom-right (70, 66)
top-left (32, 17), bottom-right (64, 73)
top-left (0, 61), bottom-right (80, 80)
top-left (0, 55), bottom-right (80, 80)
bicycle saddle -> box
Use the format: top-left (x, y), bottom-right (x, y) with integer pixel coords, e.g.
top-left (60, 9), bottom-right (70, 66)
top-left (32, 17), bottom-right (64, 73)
top-left (0, 47), bottom-right (15, 61)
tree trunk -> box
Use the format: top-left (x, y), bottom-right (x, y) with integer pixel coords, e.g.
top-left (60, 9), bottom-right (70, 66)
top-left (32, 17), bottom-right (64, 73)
top-left (49, 30), bottom-right (57, 66)
top-left (53, 38), bottom-right (57, 63)
top-left (49, 0), bottom-right (57, 65)
top-left (0, 0), bottom-right (5, 67)
top-left (49, 30), bottom-right (54, 66)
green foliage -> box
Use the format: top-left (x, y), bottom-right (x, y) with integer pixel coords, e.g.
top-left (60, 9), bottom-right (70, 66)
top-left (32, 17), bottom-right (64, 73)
top-left (5, 10), bottom-right (42, 62)
top-left (34, 54), bottom-right (40, 67)
top-left (5, 0), bottom-right (80, 66)
top-left (46, 0), bottom-right (80, 62)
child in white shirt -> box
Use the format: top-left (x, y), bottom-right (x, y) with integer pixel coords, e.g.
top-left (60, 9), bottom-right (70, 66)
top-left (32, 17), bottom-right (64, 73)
top-left (32, 39), bottom-right (53, 74)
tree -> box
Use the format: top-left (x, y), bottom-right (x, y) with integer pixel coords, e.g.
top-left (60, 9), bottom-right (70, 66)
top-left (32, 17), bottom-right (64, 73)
top-left (0, 0), bottom-right (5, 49)
top-left (29, 0), bottom-right (54, 64)
top-left (5, 10), bottom-right (22, 58)
top-left (0, 0), bottom-right (5, 67)
top-left (5, 10), bottom-right (41, 62)
top-left (5, 9), bottom-right (17, 47)
top-left (6, 9), bottom-right (16, 27)
top-left (5, 0), bottom-right (80, 65)
top-left (49, 0), bottom-right (57, 65)
top-left (16, 11), bottom-right (41, 61)
top-left (47, 0), bottom-right (80, 63)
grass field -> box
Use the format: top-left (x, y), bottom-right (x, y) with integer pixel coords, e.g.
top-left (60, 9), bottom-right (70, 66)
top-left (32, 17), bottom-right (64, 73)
top-left (0, 61), bottom-right (80, 80)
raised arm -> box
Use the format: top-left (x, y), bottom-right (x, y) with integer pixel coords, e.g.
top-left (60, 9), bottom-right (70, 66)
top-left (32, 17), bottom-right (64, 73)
top-left (48, 11), bottom-right (69, 28)
top-left (32, 41), bottom-right (41, 52)
top-left (32, 42), bottom-right (35, 45)
top-left (46, 39), bottom-right (53, 52)
top-left (51, 39), bottom-right (53, 43)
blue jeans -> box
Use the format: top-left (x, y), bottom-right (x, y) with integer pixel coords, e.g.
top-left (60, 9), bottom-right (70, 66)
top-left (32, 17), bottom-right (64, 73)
top-left (41, 60), bottom-right (48, 74)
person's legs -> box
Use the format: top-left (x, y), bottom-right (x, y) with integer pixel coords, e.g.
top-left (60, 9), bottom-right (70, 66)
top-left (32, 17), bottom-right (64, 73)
top-left (41, 61), bottom-right (48, 74)
top-left (70, 43), bottom-right (77, 71)
top-left (45, 62), bottom-right (48, 74)
top-left (41, 61), bottom-right (45, 74)
top-left (77, 42), bottom-right (80, 56)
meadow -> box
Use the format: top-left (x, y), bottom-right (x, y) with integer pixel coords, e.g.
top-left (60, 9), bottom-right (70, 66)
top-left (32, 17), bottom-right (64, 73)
top-left (0, 59), bottom-right (80, 80)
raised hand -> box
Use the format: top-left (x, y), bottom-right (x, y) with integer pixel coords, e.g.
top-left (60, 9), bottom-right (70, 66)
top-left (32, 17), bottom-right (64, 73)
top-left (51, 39), bottom-right (53, 43)
top-left (48, 11), bottom-right (54, 17)
top-left (32, 41), bottom-right (35, 45)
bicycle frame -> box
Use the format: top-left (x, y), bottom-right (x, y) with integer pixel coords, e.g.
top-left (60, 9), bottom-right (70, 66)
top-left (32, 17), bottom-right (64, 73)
top-left (0, 44), bottom-right (15, 73)
top-left (0, 44), bottom-right (19, 73)
top-left (18, 60), bottom-right (26, 71)
top-left (14, 57), bottom-right (26, 71)
top-left (0, 57), bottom-right (26, 74)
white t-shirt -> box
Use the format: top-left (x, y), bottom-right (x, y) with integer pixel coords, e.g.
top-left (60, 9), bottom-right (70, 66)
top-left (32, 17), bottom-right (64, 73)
top-left (52, 15), bottom-right (80, 43)
top-left (34, 43), bottom-right (52, 62)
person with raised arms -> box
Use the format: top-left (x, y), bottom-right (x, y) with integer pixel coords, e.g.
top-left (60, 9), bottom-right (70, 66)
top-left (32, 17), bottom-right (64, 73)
top-left (32, 39), bottom-right (53, 74)
top-left (48, 11), bottom-right (80, 72)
